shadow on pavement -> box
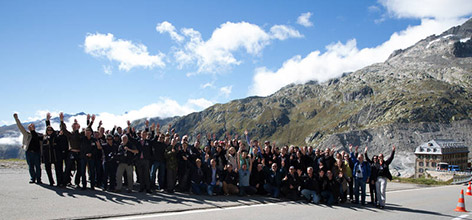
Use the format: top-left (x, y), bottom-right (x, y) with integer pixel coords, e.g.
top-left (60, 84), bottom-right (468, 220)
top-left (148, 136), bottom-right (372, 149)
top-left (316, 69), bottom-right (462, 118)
top-left (38, 184), bottom-right (281, 208)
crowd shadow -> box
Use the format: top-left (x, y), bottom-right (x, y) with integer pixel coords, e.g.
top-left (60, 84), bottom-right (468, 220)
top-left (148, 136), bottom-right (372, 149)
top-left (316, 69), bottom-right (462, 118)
top-left (38, 184), bottom-right (458, 219)
top-left (38, 184), bottom-right (281, 208)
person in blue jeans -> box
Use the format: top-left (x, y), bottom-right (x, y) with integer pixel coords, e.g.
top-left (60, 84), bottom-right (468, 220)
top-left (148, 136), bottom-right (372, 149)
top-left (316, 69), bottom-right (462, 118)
top-left (264, 162), bottom-right (283, 198)
top-left (350, 146), bottom-right (371, 205)
top-left (14, 113), bottom-right (42, 184)
top-left (300, 167), bottom-right (321, 204)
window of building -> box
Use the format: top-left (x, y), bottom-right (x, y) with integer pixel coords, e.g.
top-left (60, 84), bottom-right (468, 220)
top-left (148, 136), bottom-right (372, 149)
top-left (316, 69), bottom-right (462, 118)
top-left (419, 168), bottom-right (424, 173)
top-left (432, 162), bottom-right (436, 167)
top-left (432, 155), bottom-right (437, 159)
top-left (426, 162), bottom-right (429, 167)
top-left (419, 162), bottom-right (424, 166)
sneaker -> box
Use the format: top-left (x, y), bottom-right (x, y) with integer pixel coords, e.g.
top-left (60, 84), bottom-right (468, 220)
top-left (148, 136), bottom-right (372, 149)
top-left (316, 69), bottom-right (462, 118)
top-left (29, 180), bottom-right (35, 184)
top-left (146, 190), bottom-right (152, 194)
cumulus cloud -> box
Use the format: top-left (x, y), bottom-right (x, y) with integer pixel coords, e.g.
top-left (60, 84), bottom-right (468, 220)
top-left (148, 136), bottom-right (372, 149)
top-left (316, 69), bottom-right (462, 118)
top-left (380, 0), bottom-right (472, 19)
top-left (160, 21), bottom-right (301, 74)
top-left (270, 25), bottom-right (303, 40)
top-left (297, 12), bottom-right (313, 27)
top-left (250, 15), bottom-right (470, 96)
top-left (84, 33), bottom-right (166, 71)
top-left (219, 85), bottom-right (233, 97)
top-left (156, 21), bottom-right (184, 42)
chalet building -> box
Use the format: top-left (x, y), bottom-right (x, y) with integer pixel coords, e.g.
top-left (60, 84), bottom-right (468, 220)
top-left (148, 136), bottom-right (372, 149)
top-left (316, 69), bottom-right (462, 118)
top-left (414, 139), bottom-right (469, 178)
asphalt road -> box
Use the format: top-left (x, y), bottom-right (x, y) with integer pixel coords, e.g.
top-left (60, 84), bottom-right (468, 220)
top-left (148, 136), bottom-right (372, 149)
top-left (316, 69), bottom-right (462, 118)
top-left (0, 168), bottom-right (469, 220)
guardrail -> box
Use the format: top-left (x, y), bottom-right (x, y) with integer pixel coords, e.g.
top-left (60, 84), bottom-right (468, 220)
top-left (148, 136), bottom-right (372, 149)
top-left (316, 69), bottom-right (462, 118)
top-left (453, 175), bottom-right (472, 184)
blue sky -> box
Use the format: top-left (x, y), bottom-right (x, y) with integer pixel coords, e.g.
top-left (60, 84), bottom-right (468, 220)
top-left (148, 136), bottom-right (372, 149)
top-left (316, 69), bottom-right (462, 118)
top-left (1, 0), bottom-right (471, 128)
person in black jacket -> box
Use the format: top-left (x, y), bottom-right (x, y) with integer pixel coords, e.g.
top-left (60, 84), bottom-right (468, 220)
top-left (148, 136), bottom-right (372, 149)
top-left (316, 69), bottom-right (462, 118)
top-left (151, 133), bottom-right (167, 191)
top-left (130, 130), bottom-right (152, 193)
top-left (222, 163), bottom-right (239, 195)
top-left (367, 146), bottom-right (396, 209)
top-left (206, 159), bottom-right (223, 196)
top-left (281, 166), bottom-right (300, 200)
top-left (102, 134), bottom-right (118, 191)
top-left (42, 125), bottom-right (59, 186)
top-left (115, 134), bottom-right (138, 193)
top-left (364, 147), bottom-right (379, 206)
top-left (177, 136), bottom-right (192, 192)
top-left (300, 167), bottom-right (321, 204)
top-left (79, 127), bottom-right (100, 190)
top-left (250, 163), bottom-right (266, 195)
top-left (264, 162), bottom-right (283, 198)
top-left (320, 169), bottom-right (341, 205)
top-left (190, 159), bottom-right (207, 195)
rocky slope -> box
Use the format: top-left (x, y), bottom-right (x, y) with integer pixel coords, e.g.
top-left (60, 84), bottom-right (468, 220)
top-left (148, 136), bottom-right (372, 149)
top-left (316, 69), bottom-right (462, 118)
top-left (2, 19), bottom-right (472, 177)
top-left (152, 19), bottom-right (472, 177)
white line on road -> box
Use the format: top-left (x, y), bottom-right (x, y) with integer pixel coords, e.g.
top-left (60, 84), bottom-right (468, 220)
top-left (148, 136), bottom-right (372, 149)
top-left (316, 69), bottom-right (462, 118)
top-left (452, 214), bottom-right (469, 220)
top-left (387, 184), bottom-right (459, 194)
top-left (106, 203), bottom-right (278, 220)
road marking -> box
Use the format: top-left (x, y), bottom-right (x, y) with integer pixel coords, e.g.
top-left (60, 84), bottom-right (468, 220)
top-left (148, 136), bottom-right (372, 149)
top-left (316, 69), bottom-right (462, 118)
top-left (452, 214), bottom-right (469, 220)
top-left (387, 185), bottom-right (459, 194)
top-left (106, 203), bottom-right (278, 220)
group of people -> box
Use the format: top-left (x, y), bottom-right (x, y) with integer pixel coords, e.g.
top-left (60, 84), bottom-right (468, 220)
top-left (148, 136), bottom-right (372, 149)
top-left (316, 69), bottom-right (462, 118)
top-left (14, 112), bottom-right (395, 209)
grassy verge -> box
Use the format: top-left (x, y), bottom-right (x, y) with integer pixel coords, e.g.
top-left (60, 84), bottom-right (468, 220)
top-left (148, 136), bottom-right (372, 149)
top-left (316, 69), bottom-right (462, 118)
top-left (392, 176), bottom-right (452, 185)
top-left (0, 158), bottom-right (25, 162)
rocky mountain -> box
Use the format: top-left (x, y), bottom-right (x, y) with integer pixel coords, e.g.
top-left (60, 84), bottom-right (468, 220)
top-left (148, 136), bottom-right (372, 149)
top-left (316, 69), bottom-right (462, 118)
top-left (148, 18), bottom-right (472, 177)
top-left (2, 19), bottom-right (471, 177)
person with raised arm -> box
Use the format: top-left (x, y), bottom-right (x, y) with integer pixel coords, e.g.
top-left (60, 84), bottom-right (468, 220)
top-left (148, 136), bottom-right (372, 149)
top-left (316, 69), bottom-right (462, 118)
top-left (42, 113), bottom-right (63, 186)
top-left (366, 146), bottom-right (396, 209)
top-left (60, 112), bottom-right (85, 187)
top-left (238, 154), bottom-right (256, 196)
top-left (364, 146), bottom-right (379, 206)
top-left (13, 113), bottom-right (42, 184)
top-left (79, 123), bottom-right (100, 190)
top-left (350, 145), bottom-right (371, 205)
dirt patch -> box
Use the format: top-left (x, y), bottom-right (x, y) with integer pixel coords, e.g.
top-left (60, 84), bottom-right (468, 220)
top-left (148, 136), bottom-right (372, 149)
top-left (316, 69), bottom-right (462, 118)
top-left (0, 160), bottom-right (28, 170)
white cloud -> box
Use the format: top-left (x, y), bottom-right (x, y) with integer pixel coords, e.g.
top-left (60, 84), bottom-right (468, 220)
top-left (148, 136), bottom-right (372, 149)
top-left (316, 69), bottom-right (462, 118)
top-left (0, 97), bottom-right (213, 145)
top-left (250, 17), bottom-right (468, 96)
top-left (270, 25), bottom-right (303, 40)
top-left (187, 98), bottom-right (214, 109)
top-left (297, 12), bottom-right (313, 27)
top-left (380, 0), bottom-right (472, 19)
top-left (201, 81), bottom-right (215, 89)
top-left (219, 85), bottom-right (233, 97)
top-left (84, 33), bottom-right (166, 71)
top-left (162, 21), bottom-right (302, 74)
top-left (103, 65), bottom-right (112, 75)
top-left (156, 21), bottom-right (184, 42)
